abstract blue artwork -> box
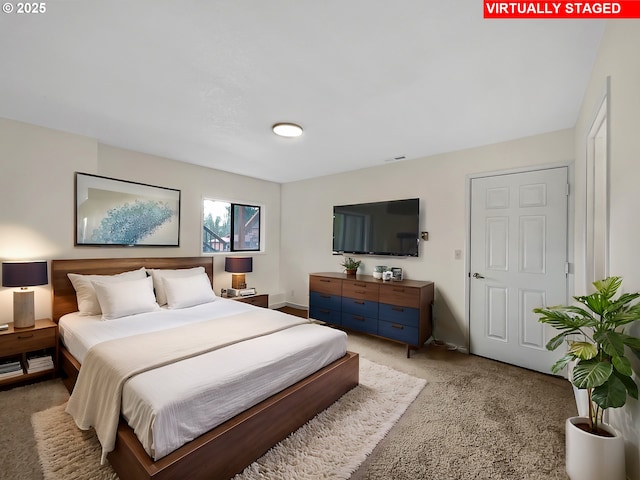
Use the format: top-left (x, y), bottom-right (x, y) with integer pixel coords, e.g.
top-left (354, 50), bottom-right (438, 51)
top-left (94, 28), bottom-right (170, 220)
top-left (75, 173), bottom-right (180, 246)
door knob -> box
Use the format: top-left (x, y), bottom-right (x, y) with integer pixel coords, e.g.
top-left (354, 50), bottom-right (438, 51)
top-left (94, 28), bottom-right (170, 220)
top-left (472, 273), bottom-right (485, 279)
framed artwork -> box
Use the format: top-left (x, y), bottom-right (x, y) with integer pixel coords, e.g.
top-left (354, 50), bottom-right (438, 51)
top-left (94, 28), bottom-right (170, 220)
top-left (75, 172), bottom-right (181, 246)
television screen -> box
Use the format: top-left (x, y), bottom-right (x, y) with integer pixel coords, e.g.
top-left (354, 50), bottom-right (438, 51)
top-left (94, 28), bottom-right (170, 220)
top-left (332, 198), bottom-right (419, 257)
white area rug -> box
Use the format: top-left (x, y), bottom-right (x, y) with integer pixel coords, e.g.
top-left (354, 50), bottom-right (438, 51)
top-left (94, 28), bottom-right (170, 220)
top-left (32, 358), bottom-right (426, 480)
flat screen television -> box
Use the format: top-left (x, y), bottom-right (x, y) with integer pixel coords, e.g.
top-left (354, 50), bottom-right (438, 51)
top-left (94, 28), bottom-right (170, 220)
top-left (332, 198), bottom-right (420, 257)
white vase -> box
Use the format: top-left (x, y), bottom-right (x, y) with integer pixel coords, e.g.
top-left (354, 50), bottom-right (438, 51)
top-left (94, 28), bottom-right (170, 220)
top-left (565, 416), bottom-right (625, 480)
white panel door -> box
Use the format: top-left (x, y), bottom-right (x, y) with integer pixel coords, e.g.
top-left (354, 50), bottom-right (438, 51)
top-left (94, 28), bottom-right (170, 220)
top-left (469, 167), bottom-right (568, 373)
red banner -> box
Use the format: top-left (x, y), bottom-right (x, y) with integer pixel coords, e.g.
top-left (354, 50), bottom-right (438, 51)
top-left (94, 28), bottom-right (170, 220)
top-left (484, 1), bottom-right (640, 18)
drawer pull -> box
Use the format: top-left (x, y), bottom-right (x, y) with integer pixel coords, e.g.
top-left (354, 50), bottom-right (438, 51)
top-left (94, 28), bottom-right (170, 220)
top-left (354, 283), bottom-right (366, 287)
top-left (354, 300), bottom-right (365, 305)
top-left (355, 290), bottom-right (366, 294)
top-left (18, 334), bottom-right (35, 339)
top-left (392, 288), bottom-right (405, 293)
top-left (391, 324), bottom-right (404, 330)
top-left (392, 307), bottom-right (405, 312)
top-left (321, 294), bottom-right (330, 299)
top-left (353, 316), bottom-right (364, 321)
top-left (320, 279), bottom-right (331, 283)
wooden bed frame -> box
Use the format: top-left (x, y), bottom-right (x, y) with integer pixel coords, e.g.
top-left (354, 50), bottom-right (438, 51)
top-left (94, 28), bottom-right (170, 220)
top-left (51, 257), bottom-right (359, 480)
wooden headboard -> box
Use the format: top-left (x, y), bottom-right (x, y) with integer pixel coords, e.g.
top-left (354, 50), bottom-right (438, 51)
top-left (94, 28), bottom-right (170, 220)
top-left (51, 257), bottom-right (214, 322)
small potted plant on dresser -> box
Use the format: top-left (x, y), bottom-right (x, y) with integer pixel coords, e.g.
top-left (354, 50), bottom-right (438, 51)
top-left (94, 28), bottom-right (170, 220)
top-left (534, 276), bottom-right (640, 480)
top-left (340, 257), bottom-right (361, 276)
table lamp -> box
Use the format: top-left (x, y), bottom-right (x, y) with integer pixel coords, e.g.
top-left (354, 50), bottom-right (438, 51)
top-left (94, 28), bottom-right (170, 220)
top-left (225, 257), bottom-right (252, 289)
top-left (2, 261), bottom-right (48, 328)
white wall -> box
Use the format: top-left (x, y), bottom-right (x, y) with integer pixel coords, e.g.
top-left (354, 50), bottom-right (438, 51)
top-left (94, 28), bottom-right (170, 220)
top-left (0, 118), bottom-right (283, 323)
top-left (573, 21), bottom-right (640, 479)
top-left (280, 128), bottom-right (574, 349)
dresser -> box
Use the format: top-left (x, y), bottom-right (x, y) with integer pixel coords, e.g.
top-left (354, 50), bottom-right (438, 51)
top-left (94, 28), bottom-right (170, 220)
top-left (309, 273), bottom-right (434, 357)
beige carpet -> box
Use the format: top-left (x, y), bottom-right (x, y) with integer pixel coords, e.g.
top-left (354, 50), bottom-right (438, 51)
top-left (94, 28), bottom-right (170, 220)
top-left (0, 379), bottom-right (69, 480)
top-left (347, 333), bottom-right (574, 480)
top-left (1, 329), bottom-right (575, 480)
top-left (31, 358), bottom-right (426, 480)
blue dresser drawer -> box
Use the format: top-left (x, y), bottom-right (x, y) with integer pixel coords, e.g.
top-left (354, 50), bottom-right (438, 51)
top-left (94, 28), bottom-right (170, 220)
top-left (309, 305), bottom-right (342, 325)
top-left (341, 313), bottom-right (378, 335)
top-left (378, 320), bottom-right (419, 345)
top-left (310, 291), bottom-right (342, 311)
top-left (342, 297), bottom-right (378, 318)
top-left (378, 303), bottom-right (419, 328)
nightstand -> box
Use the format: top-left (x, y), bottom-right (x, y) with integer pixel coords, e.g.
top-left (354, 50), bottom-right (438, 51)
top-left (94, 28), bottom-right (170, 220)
top-left (230, 294), bottom-right (269, 308)
top-left (0, 319), bottom-right (58, 389)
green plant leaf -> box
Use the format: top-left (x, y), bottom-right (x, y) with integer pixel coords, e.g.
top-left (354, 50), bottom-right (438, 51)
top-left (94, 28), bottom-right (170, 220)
top-left (621, 301), bottom-right (640, 318)
top-left (620, 334), bottom-right (640, 350)
top-left (546, 333), bottom-right (569, 351)
top-left (551, 354), bottom-right (574, 374)
top-left (591, 374), bottom-right (628, 409)
top-left (562, 305), bottom-right (596, 321)
top-left (612, 369), bottom-right (639, 400)
top-left (612, 354), bottom-right (633, 377)
top-left (606, 293), bottom-right (640, 315)
top-left (572, 360), bottom-right (612, 388)
top-left (593, 276), bottom-right (622, 299)
top-left (568, 341), bottom-right (597, 360)
top-left (534, 307), bottom-right (594, 331)
top-left (581, 294), bottom-right (608, 317)
top-left (596, 330), bottom-right (625, 357)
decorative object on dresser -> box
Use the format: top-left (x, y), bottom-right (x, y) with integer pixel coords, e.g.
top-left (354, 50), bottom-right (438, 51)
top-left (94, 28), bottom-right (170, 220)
top-left (372, 266), bottom-right (387, 279)
top-left (309, 272), bottom-right (434, 357)
top-left (2, 260), bottom-right (48, 328)
top-left (339, 257), bottom-right (361, 276)
top-left (225, 256), bottom-right (253, 294)
top-left (0, 318), bottom-right (58, 388)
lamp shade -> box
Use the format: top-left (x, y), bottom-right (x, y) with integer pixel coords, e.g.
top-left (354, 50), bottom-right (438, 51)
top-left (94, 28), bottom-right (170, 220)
top-left (2, 261), bottom-right (48, 287)
top-left (225, 257), bottom-right (253, 274)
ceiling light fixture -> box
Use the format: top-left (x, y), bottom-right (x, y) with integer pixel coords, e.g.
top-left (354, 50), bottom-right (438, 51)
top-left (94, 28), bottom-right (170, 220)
top-left (272, 123), bottom-right (303, 138)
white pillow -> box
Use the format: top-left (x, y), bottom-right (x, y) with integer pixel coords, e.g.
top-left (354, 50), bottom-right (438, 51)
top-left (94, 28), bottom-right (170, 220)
top-left (162, 273), bottom-right (216, 309)
top-left (68, 268), bottom-right (147, 315)
top-left (92, 276), bottom-right (159, 320)
top-left (147, 267), bottom-right (206, 306)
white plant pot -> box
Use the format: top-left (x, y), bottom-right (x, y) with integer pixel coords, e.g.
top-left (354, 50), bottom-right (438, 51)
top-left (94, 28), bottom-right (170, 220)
top-left (565, 416), bottom-right (625, 480)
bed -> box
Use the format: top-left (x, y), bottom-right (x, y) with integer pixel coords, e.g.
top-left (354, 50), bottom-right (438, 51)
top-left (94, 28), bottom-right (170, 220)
top-left (51, 257), bottom-right (359, 480)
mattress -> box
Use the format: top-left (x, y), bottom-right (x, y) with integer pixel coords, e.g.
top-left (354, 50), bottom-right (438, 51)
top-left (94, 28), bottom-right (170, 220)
top-left (59, 299), bottom-right (347, 460)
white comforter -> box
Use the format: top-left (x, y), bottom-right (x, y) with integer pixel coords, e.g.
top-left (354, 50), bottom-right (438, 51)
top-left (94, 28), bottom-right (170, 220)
top-left (60, 299), bottom-right (347, 460)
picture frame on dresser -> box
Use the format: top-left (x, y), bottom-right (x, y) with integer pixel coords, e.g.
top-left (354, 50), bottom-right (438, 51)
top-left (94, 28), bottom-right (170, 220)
top-left (75, 172), bottom-right (181, 247)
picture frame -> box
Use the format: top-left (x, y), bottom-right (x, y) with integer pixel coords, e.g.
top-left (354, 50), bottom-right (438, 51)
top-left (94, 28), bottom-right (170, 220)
top-left (75, 172), bottom-right (181, 247)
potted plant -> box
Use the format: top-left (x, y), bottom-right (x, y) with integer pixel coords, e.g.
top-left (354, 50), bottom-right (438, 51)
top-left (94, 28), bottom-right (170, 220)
top-left (340, 257), bottom-right (361, 276)
top-left (534, 276), bottom-right (640, 480)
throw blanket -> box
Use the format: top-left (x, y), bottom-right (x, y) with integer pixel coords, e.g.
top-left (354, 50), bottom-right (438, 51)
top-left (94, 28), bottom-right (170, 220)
top-left (66, 308), bottom-right (309, 463)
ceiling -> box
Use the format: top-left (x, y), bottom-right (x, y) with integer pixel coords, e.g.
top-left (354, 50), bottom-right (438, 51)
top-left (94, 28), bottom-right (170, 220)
top-left (0, 2), bottom-right (604, 183)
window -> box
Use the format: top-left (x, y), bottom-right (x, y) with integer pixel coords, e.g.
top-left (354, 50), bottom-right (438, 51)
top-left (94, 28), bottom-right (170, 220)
top-left (203, 200), bottom-right (261, 253)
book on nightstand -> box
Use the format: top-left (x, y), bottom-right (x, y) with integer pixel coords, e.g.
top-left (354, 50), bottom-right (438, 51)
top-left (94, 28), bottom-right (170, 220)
top-left (0, 359), bottom-right (23, 379)
top-left (26, 351), bottom-right (54, 374)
